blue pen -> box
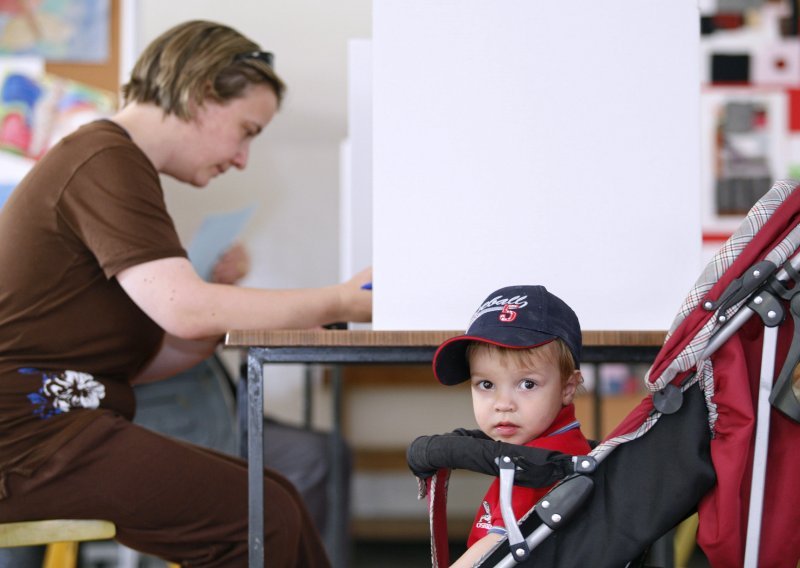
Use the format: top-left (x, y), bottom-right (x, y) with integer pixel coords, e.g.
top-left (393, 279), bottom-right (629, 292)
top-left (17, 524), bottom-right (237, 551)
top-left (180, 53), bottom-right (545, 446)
top-left (361, 282), bottom-right (373, 290)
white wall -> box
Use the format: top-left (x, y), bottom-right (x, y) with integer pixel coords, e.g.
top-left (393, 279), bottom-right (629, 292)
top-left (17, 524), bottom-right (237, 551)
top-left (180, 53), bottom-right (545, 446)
top-left (134, 0), bottom-right (372, 422)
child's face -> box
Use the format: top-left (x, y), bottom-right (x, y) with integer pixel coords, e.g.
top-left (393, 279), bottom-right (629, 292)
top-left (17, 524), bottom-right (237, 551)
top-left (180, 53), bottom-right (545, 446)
top-left (468, 348), bottom-right (576, 445)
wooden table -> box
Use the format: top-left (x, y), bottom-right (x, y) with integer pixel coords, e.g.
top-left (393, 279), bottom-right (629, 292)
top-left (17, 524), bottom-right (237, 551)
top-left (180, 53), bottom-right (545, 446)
top-left (224, 329), bottom-right (666, 568)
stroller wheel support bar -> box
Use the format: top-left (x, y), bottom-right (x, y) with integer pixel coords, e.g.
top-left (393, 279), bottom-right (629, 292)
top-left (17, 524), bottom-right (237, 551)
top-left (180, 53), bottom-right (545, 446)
top-left (744, 292), bottom-right (782, 568)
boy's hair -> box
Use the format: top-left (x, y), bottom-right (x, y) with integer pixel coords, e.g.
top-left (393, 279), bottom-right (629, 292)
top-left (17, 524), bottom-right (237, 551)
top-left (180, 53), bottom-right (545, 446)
top-left (465, 339), bottom-right (577, 384)
top-left (121, 20), bottom-right (286, 120)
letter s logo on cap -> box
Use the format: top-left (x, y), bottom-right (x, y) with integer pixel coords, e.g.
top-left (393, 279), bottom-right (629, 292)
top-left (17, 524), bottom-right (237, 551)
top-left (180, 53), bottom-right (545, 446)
top-left (498, 304), bottom-right (520, 322)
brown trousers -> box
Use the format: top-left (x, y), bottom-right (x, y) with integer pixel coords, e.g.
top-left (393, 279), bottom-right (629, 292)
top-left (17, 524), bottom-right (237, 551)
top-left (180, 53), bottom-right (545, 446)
top-left (0, 412), bottom-right (331, 567)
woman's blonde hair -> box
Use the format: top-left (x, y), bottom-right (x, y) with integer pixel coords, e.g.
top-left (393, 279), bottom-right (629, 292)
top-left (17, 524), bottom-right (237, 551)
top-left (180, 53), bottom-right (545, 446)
top-left (121, 20), bottom-right (286, 120)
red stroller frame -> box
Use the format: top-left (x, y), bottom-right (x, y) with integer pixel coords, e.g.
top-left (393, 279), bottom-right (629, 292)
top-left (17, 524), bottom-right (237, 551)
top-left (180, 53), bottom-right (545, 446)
top-left (416, 180), bottom-right (800, 567)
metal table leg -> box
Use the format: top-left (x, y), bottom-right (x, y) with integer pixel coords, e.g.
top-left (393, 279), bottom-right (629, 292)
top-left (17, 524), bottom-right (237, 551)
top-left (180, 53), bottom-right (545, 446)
top-left (591, 363), bottom-right (602, 440)
top-left (303, 365), bottom-right (314, 429)
top-left (328, 365), bottom-right (345, 567)
top-left (248, 351), bottom-right (264, 568)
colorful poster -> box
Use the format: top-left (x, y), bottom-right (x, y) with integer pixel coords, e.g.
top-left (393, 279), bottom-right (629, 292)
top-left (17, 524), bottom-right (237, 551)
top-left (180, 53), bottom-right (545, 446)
top-left (0, 0), bottom-right (109, 63)
top-left (0, 181), bottom-right (13, 207)
top-left (0, 149), bottom-right (33, 208)
top-left (0, 70), bottom-right (116, 159)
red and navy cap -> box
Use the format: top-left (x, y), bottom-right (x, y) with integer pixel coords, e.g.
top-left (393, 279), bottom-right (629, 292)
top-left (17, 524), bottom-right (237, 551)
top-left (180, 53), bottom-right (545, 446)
top-left (433, 285), bottom-right (582, 385)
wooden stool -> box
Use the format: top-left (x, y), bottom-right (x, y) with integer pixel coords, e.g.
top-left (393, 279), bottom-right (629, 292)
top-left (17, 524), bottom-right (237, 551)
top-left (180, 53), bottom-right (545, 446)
top-left (0, 519), bottom-right (115, 568)
top-left (0, 519), bottom-right (179, 568)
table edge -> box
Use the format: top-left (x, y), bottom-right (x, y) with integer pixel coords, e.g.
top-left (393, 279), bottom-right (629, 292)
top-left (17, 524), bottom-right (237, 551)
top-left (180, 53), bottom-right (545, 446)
top-left (224, 329), bottom-right (667, 348)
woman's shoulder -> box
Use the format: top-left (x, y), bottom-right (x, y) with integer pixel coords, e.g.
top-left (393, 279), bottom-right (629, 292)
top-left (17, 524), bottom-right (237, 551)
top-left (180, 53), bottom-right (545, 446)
top-left (46, 119), bottom-right (155, 177)
top-left (63, 120), bottom-right (136, 152)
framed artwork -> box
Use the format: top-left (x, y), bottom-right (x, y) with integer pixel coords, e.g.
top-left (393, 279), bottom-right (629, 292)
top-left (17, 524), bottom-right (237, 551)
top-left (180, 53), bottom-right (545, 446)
top-left (699, 0), bottom-right (800, 257)
top-left (0, 0), bottom-right (110, 63)
top-left (700, 88), bottom-right (787, 233)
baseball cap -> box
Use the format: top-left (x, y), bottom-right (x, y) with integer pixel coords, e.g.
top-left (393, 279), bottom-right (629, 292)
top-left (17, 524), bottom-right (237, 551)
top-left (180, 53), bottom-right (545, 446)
top-left (433, 285), bottom-right (582, 385)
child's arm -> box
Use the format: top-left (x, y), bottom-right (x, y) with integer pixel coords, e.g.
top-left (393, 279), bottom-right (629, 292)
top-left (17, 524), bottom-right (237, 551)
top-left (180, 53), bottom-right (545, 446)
top-left (450, 533), bottom-right (504, 568)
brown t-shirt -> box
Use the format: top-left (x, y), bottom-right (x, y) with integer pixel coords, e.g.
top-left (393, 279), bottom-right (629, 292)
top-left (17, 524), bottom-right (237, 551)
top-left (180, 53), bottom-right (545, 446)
top-left (0, 120), bottom-right (187, 497)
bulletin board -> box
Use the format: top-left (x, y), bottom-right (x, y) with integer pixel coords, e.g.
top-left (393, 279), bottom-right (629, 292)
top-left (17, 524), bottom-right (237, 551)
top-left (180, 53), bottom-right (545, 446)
top-left (44, 0), bottom-right (121, 93)
top-left (0, 0), bottom-right (120, 203)
top-left (698, 0), bottom-right (800, 244)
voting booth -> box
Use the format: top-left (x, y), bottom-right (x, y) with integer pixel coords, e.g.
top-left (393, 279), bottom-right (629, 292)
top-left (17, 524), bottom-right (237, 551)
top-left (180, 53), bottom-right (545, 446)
top-left (343, 0), bottom-right (702, 331)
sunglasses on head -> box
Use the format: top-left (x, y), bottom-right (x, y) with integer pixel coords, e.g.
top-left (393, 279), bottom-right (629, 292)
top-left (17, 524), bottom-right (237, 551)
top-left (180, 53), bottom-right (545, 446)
top-left (234, 50), bottom-right (274, 68)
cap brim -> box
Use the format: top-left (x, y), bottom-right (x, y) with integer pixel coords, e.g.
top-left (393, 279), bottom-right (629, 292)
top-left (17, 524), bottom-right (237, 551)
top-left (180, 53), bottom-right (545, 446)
top-left (433, 329), bottom-right (557, 385)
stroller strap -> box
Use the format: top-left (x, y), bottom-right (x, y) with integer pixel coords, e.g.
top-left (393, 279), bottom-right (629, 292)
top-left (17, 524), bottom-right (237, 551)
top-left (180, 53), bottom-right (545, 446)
top-left (426, 468), bottom-right (451, 568)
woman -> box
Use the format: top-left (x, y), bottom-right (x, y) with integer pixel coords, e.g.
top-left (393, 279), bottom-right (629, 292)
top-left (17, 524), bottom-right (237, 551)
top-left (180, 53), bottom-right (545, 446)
top-left (0, 20), bottom-right (369, 567)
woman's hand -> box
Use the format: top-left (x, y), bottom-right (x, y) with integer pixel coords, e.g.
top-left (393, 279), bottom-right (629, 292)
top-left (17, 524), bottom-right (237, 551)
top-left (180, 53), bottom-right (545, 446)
top-left (338, 266), bottom-right (373, 323)
top-left (211, 242), bottom-right (250, 285)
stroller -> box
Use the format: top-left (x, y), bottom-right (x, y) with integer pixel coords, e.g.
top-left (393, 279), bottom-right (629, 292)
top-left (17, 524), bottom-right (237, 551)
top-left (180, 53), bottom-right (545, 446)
top-left (409, 180), bottom-right (800, 567)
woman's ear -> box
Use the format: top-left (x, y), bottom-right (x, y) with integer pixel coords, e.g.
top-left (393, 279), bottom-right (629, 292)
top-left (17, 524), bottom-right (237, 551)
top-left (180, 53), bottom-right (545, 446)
top-left (562, 370), bottom-right (582, 405)
top-left (187, 97), bottom-right (202, 123)
top-left (187, 82), bottom-right (216, 122)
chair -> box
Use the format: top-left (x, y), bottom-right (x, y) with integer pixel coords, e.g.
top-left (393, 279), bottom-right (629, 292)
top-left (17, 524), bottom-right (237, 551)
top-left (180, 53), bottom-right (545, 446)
top-left (0, 519), bottom-right (114, 568)
top-left (0, 519), bottom-right (179, 568)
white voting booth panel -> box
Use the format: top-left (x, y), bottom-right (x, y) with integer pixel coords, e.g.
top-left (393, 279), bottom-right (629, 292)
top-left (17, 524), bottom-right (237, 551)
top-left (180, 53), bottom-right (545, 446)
top-left (369, 0), bottom-right (703, 331)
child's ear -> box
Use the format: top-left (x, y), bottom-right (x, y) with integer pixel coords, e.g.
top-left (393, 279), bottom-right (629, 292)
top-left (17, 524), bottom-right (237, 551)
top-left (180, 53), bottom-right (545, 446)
top-left (562, 370), bottom-right (582, 405)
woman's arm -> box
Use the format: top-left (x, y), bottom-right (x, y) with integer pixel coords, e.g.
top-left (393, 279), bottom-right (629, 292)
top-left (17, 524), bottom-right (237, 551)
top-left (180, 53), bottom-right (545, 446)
top-left (116, 256), bottom-right (372, 339)
top-left (131, 332), bottom-right (220, 384)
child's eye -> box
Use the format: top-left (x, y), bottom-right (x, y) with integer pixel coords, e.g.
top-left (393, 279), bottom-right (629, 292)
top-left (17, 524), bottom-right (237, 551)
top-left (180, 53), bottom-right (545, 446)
top-left (474, 380), bottom-right (493, 391)
top-left (520, 379), bottom-right (537, 390)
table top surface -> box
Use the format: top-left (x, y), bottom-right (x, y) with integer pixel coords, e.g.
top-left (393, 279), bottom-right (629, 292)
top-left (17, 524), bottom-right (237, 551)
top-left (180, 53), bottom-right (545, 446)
top-left (224, 329), bottom-right (667, 348)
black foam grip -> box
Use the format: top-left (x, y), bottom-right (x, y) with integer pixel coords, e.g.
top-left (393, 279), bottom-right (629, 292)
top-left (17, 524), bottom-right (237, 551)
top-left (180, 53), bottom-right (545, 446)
top-left (406, 429), bottom-right (573, 487)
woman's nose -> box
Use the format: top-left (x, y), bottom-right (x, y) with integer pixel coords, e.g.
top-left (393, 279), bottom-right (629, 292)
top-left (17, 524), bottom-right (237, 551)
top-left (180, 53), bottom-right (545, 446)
top-left (232, 144), bottom-right (250, 169)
